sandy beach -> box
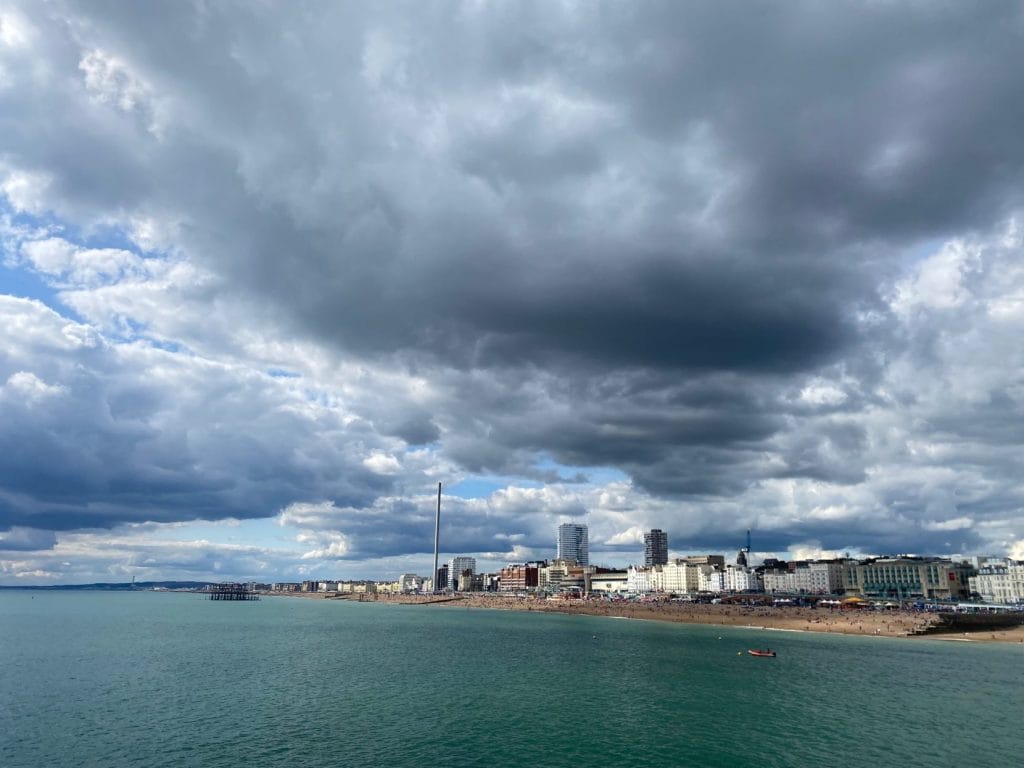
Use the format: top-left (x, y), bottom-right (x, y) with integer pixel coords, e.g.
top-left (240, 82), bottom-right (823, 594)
top-left (284, 592), bottom-right (1024, 644)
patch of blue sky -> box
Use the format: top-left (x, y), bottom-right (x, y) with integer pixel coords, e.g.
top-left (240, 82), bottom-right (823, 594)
top-left (148, 337), bottom-right (187, 354)
top-left (3, 204), bottom-right (70, 239)
top-left (0, 259), bottom-right (64, 308)
top-left (4, 201), bottom-right (157, 256)
top-left (578, 466), bottom-right (630, 485)
top-left (267, 368), bottom-right (300, 378)
top-left (533, 454), bottom-right (628, 485)
top-left (1, 207), bottom-right (62, 307)
top-left (899, 236), bottom-right (948, 271)
top-left (77, 221), bottom-right (151, 253)
top-left (1, 203), bottom-right (155, 315)
top-left (109, 316), bottom-right (146, 341)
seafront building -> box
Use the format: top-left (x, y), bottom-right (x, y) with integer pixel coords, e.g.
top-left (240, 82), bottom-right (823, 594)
top-left (660, 560), bottom-right (702, 593)
top-left (280, 580), bottom-right (380, 594)
top-left (341, 581), bottom-right (377, 594)
top-left (652, 561), bottom-right (689, 593)
top-left (398, 573), bottom-right (427, 593)
top-left (540, 559), bottom-right (569, 591)
top-left (499, 562), bottom-right (540, 592)
top-left (700, 568), bottom-right (725, 593)
top-left (624, 557), bottom-right (756, 594)
top-left (763, 561), bottom-right (844, 595)
top-left (539, 559), bottom-right (593, 593)
top-left (724, 564), bottom-right (762, 592)
top-left (644, 529), bottom-right (669, 566)
top-left (970, 562), bottom-right (1024, 604)
top-left (589, 570), bottom-right (629, 593)
top-left (627, 565), bottom-right (653, 593)
top-left (557, 523), bottom-right (589, 566)
top-left (448, 556), bottom-right (476, 591)
top-left (842, 557), bottom-right (974, 600)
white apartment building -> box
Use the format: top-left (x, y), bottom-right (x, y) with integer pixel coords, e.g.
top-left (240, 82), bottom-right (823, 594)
top-left (627, 565), bottom-right (653, 593)
top-left (398, 573), bottom-right (425, 593)
top-left (802, 562), bottom-right (843, 593)
top-left (662, 558), bottom-right (724, 594)
top-left (700, 568), bottom-right (725, 593)
top-left (970, 563), bottom-right (1024, 604)
top-left (764, 562), bottom-right (844, 594)
top-left (657, 561), bottom-right (687, 593)
top-left (724, 565), bottom-right (763, 592)
top-left (336, 581), bottom-right (376, 594)
top-left (652, 561), bottom-right (715, 594)
top-left (625, 558), bottom-right (733, 594)
top-left (762, 571), bottom-right (791, 593)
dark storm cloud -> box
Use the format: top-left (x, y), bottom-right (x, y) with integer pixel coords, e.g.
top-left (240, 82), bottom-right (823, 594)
top-left (379, 411), bottom-right (441, 446)
top-left (0, 526), bottom-right (57, 552)
top-left (20, 1), bottom-right (1024, 376)
top-left (27, 2), bottom-right (1013, 382)
top-left (593, 2), bottom-right (1024, 245)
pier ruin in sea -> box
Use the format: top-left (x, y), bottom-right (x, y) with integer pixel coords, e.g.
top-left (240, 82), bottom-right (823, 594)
top-left (205, 583), bottom-right (260, 601)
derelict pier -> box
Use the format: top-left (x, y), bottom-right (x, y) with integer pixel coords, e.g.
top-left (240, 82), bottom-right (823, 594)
top-left (206, 583), bottom-right (260, 601)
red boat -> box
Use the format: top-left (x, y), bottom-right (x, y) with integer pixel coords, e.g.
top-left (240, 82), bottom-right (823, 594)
top-left (747, 648), bottom-right (776, 657)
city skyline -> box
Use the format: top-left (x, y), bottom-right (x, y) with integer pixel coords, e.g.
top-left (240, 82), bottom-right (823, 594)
top-left (3, 3), bottom-right (1024, 584)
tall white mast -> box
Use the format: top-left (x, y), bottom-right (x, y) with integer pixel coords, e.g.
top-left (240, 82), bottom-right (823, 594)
top-left (432, 482), bottom-right (441, 593)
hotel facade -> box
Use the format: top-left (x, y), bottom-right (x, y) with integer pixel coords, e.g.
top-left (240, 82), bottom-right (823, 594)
top-left (842, 557), bottom-right (974, 600)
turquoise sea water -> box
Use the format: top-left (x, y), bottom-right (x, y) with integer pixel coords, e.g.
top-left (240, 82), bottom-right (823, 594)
top-left (1, 592), bottom-right (1021, 767)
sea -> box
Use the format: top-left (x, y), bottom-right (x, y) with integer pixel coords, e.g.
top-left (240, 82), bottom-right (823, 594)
top-left (1, 591), bottom-right (1021, 768)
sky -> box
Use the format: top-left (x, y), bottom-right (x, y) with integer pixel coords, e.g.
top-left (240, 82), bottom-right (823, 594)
top-left (2, 1), bottom-right (1024, 585)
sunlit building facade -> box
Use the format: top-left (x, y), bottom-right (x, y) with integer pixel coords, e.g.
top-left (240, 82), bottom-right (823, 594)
top-left (842, 557), bottom-right (974, 600)
top-left (969, 563), bottom-right (1024, 604)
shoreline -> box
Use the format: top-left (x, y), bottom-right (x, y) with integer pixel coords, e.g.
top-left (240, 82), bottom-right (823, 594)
top-left (273, 592), bottom-right (1024, 645)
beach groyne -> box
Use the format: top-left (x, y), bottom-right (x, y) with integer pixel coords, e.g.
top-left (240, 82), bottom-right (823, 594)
top-left (911, 611), bottom-right (1024, 636)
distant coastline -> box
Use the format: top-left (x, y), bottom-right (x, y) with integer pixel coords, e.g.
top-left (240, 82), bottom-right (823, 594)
top-left (0, 581), bottom-right (208, 591)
